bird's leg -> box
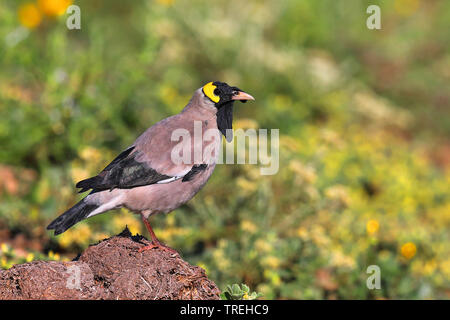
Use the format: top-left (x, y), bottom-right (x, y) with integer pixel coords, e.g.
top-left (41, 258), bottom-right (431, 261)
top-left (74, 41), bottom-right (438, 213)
top-left (138, 214), bottom-right (178, 255)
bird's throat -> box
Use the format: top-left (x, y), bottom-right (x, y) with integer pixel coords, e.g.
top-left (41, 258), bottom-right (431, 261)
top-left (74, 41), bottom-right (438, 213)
top-left (216, 102), bottom-right (234, 142)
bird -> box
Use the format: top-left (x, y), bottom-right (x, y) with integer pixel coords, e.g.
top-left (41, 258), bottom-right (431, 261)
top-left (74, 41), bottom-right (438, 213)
top-left (47, 81), bottom-right (254, 253)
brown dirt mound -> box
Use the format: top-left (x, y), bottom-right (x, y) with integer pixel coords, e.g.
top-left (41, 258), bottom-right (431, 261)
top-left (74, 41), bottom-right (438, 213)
top-left (0, 228), bottom-right (220, 300)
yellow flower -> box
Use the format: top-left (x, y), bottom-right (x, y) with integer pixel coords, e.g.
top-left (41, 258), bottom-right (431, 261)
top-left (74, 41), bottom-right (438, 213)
top-left (26, 253), bottom-right (35, 262)
top-left (166, 214), bottom-right (176, 227)
top-left (236, 177), bottom-right (258, 195)
top-left (262, 256), bottom-right (281, 269)
top-left (255, 239), bottom-right (272, 252)
top-left (1, 257), bottom-right (10, 269)
top-left (112, 213), bottom-right (141, 235)
top-left (38, 0), bottom-right (72, 17)
top-left (263, 269), bottom-right (281, 286)
top-left (71, 166), bottom-right (89, 184)
top-left (296, 227), bottom-right (309, 240)
top-left (197, 262), bottom-right (209, 274)
top-left (58, 231), bottom-right (74, 248)
top-left (157, 0), bottom-right (175, 6)
top-left (1, 243), bottom-right (9, 253)
top-left (58, 224), bottom-right (92, 248)
top-left (75, 224), bottom-right (92, 244)
top-left (441, 259), bottom-right (450, 278)
top-left (394, 0), bottom-right (420, 17)
top-left (48, 250), bottom-right (60, 261)
top-left (80, 146), bottom-right (102, 163)
top-left (18, 3), bottom-right (42, 29)
top-left (400, 242), bottom-right (417, 260)
top-left (212, 249), bottom-right (230, 270)
top-left (94, 233), bottom-right (109, 242)
top-left (310, 225), bottom-right (330, 247)
top-left (366, 219), bottom-right (380, 235)
top-left (331, 251), bottom-right (356, 269)
top-left (423, 259), bottom-right (437, 276)
top-left (240, 219), bottom-right (257, 233)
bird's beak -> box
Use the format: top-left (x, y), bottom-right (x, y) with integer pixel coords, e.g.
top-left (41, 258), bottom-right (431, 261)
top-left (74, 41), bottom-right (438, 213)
top-left (231, 91), bottom-right (255, 101)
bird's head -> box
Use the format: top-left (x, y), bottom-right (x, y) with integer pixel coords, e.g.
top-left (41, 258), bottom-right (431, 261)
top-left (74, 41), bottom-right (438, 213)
top-left (201, 81), bottom-right (254, 142)
top-left (202, 81), bottom-right (254, 106)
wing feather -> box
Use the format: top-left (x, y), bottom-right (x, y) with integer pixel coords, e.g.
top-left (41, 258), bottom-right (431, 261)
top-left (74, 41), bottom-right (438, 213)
top-left (75, 147), bottom-right (207, 192)
top-left (76, 146), bottom-right (172, 192)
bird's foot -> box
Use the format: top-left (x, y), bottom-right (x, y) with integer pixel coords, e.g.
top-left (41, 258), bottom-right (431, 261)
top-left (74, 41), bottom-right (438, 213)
top-left (138, 241), bottom-right (178, 256)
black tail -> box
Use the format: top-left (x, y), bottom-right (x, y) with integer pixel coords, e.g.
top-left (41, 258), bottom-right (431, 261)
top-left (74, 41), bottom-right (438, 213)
top-left (75, 176), bottom-right (102, 193)
top-left (47, 200), bottom-right (99, 235)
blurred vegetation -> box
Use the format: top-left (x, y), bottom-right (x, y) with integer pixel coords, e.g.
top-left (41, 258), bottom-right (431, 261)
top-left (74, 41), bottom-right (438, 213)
top-left (221, 283), bottom-right (262, 300)
top-left (0, 0), bottom-right (449, 299)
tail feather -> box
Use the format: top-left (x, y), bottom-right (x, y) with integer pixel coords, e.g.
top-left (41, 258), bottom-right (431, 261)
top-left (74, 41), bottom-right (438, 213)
top-left (76, 176), bottom-right (102, 193)
top-left (47, 200), bottom-right (99, 235)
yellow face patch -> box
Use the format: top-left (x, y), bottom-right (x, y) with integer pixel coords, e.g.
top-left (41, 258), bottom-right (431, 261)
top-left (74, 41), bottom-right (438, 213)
top-left (202, 82), bottom-right (220, 103)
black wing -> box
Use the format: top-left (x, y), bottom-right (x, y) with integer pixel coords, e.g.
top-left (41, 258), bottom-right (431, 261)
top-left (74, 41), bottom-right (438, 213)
top-left (182, 164), bottom-right (208, 182)
top-left (76, 146), bottom-right (172, 193)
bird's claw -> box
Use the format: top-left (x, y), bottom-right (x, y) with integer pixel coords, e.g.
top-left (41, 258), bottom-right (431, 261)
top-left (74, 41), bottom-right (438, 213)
top-left (138, 241), bottom-right (178, 256)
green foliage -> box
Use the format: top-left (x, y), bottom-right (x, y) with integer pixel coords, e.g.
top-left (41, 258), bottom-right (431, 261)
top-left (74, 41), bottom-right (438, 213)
top-left (0, 0), bottom-right (449, 299)
top-left (1, 243), bottom-right (62, 269)
top-left (221, 284), bottom-right (262, 300)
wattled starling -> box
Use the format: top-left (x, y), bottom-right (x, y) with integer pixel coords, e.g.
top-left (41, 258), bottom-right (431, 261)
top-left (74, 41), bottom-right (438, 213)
top-left (47, 82), bottom-right (254, 253)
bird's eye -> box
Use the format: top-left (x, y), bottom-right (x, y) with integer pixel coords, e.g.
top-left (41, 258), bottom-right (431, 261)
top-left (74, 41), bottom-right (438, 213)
top-left (214, 89), bottom-right (220, 96)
